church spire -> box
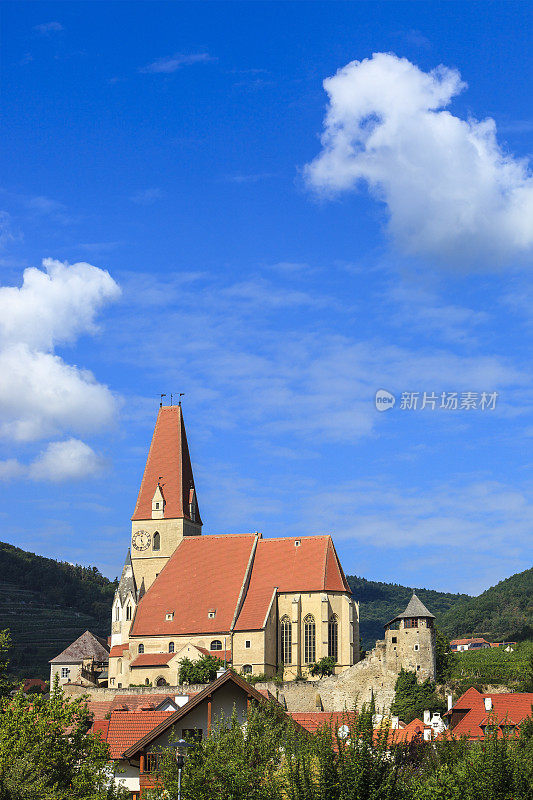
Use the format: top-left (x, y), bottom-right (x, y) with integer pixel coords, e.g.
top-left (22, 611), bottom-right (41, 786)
top-left (131, 405), bottom-right (202, 525)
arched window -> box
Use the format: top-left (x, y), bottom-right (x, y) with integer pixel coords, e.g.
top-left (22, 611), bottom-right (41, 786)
top-left (114, 604), bottom-right (120, 622)
top-left (280, 616), bottom-right (292, 664)
top-left (138, 643), bottom-right (144, 654)
top-left (126, 604), bottom-right (132, 621)
top-left (117, 659), bottom-right (122, 674)
top-left (169, 642), bottom-right (175, 653)
top-left (328, 614), bottom-right (338, 662)
top-left (242, 664), bottom-right (252, 675)
top-left (304, 615), bottom-right (316, 664)
top-left (210, 640), bottom-right (222, 651)
top-left (145, 678), bottom-right (150, 685)
top-left (153, 531), bottom-right (160, 551)
top-left (156, 676), bottom-right (168, 686)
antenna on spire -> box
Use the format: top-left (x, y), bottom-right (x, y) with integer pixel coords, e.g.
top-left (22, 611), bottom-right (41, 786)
top-left (158, 476), bottom-right (164, 486)
top-left (179, 393), bottom-right (185, 406)
top-left (160, 393), bottom-right (167, 408)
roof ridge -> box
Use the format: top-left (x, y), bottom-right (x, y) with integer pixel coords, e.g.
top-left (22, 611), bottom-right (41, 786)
top-left (259, 534), bottom-right (333, 542)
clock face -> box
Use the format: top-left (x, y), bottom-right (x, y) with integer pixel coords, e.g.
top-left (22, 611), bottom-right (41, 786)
top-left (132, 530), bottom-right (151, 551)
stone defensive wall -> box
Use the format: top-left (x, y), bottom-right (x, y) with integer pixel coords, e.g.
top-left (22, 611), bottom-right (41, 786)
top-left (63, 640), bottom-right (399, 713)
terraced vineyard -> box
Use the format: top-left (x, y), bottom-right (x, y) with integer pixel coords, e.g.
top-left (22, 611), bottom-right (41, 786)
top-left (449, 640), bottom-right (533, 685)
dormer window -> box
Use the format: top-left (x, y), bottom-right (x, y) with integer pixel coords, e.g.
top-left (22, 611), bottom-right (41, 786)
top-left (208, 610), bottom-right (216, 619)
top-left (152, 485), bottom-right (165, 519)
top-left (166, 611), bottom-right (174, 621)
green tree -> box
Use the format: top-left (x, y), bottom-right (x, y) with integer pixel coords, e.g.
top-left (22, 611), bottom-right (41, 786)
top-left (391, 669), bottom-right (445, 723)
top-left (0, 631), bottom-right (12, 699)
top-left (435, 627), bottom-right (453, 682)
top-left (0, 680), bottom-right (127, 799)
top-left (309, 656), bottom-right (336, 677)
top-left (178, 654), bottom-right (224, 684)
top-left (518, 651), bottom-right (533, 692)
top-left (155, 703), bottom-right (286, 800)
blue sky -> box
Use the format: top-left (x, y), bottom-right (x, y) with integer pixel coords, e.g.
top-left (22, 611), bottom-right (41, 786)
top-left (1, 2), bottom-right (532, 595)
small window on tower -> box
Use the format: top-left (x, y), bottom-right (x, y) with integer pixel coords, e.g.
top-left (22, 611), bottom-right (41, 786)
top-left (153, 532), bottom-right (160, 551)
top-left (138, 644), bottom-right (144, 654)
top-left (155, 502), bottom-right (159, 509)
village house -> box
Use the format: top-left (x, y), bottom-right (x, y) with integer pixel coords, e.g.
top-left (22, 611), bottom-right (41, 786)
top-left (49, 630), bottom-right (109, 687)
top-left (445, 687), bottom-right (533, 739)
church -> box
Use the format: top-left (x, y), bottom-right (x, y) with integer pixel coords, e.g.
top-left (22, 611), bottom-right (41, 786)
top-left (108, 404), bottom-right (359, 687)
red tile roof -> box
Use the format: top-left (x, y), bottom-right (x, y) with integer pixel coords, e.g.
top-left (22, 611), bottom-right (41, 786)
top-left (235, 536), bottom-right (350, 630)
top-left (289, 712), bottom-right (356, 735)
top-left (109, 643), bottom-right (129, 657)
top-left (131, 534), bottom-right (258, 636)
top-left (130, 653), bottom-right (175, 667)
top-left (88, 700), bottom-right (114, 720)
top-left (448, 689), bottom-right (533, 739)
top-left (132, 406), bottom-right (201, 523)
top-left (103, 711), bottom-right (175, 758)
top-left (91, 720), bottom-right (110, 740)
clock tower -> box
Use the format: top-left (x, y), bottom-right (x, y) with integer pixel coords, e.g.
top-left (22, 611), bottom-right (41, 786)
top-left (130, 404), bottom-right (202, 592)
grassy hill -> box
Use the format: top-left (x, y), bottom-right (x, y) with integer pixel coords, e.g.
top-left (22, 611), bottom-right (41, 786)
top-left (437, 567), bottom-right (533, 642)
top-left (347, 575), bottom-right (469, 650)
top-left (0, 542), bottom-right (116, 679)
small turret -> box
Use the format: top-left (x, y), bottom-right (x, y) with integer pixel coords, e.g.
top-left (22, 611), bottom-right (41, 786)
top-left (110, 550), bottom-right (138, 647)
top-left (384, 592), bottom-right (436, 681)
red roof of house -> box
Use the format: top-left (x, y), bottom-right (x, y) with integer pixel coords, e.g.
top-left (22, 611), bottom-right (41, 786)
top-left (131, 533), bottom-right (258, 636)
top-left (389, 718), bottom-right (430, 743)
top-left (103, 711), bottom-right (175, 759)
top-left (289, 712), bottom-right (356, 735)
top-left (448, 689), bottom-right (533, 739)
top-left (235, 536), bottom-right (350, 630)
top-left (91, 720), bottom-right (110, 740)
top-left (109, 643), bottom-right (130, 657)
top-left (132, 405), bottom-right (201, 524)
top-left (450, 637), bottom-right (490, 646)
top-left (130, 653), bottom-right (175, 667)
top-left (88, 700), bottom-right (115, 720)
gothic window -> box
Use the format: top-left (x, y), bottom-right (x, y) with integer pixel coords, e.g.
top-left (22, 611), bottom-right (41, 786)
top-left (304, 614), bottom-right (316, 664)
top-left (153, 532), bottom-right (160, 551)
top-left (210, 640), bottom-right (222, 650)
top-left (169, 642), bottom-right (175, 653)
top-left (280, 616), bottom-right (292, 664)
top-left (114, 604), bottom-right (120, 622)
top-left (138, 643), bottom-right (144, 654)
top-left (328, 614), bottom-right (338, 662)
top-left (126, 604), bottom-right (132, 621)
top-left (117, 659), bottom-right (122, 674)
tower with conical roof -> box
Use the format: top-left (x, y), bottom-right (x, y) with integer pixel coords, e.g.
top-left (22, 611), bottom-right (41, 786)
top-left (384, 592), bottom-right (436, 681)
top-left (129, 405), bottom-right (202, 592)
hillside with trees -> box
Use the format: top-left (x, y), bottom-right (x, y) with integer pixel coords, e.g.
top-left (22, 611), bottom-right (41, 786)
top-left (0, 542), bottom-right (116, 679)
top-left (347, 575), bottom-right (469, 649)
top-left (436, 567), bottom-right (533, 641)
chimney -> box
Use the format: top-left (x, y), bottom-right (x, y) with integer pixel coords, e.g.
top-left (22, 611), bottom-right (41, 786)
top-left (447, 693), bottom-right (453, 711)
top-left (216, 668), bottom-right (226, 679)
top-left (484, 697), bottom-right (492, 712)
top-left (423, 709), bottom-right (431, 724)
top-left (423, 727), bottom-right (432, 741)
top-left (391, 715), bottom-right (399, 729)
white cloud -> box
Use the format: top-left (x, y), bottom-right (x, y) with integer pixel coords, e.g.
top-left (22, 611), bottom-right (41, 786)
top-left (33, 22), bottom-right (63, 35)
top-left (139, 53), bottom-right (214, 74)
top-left (0, 259), bottom-right (120, 442)
top-left (0, 257), bottom-right (120, 351)
top-left (305, 53), bottom-right (533, 267)
top-left (28, 438), bottom-right (103, 482)
top-left (0, 459), bottom-right (24, 480)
